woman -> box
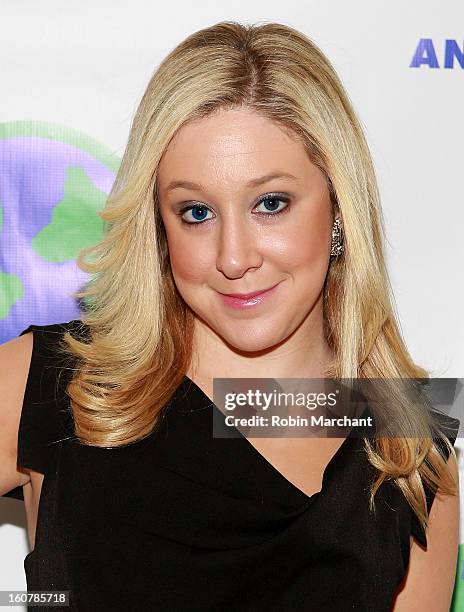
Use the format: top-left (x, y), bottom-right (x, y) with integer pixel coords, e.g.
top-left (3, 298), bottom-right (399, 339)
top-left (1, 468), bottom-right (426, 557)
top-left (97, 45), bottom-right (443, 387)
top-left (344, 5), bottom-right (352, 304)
top-left (0, 20), bottom-right (460, 611)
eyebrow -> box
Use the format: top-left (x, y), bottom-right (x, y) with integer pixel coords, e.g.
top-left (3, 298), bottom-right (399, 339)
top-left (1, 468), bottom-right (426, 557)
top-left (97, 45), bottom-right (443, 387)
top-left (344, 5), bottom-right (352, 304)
top-left (164, 172), bottom-right (300, 194)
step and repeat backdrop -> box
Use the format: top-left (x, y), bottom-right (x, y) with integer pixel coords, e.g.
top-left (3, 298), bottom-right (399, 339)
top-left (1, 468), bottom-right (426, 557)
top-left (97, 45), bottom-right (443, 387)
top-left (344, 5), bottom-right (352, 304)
top-left (1, 1), bottom-right (463, 609)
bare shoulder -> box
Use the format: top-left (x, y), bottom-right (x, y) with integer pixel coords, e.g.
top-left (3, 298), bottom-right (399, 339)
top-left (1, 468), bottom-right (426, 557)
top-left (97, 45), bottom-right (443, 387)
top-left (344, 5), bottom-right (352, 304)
top-left (0, 331), bottom-right (34, 493)
top-left (391, 451), bottom-right (460, 611)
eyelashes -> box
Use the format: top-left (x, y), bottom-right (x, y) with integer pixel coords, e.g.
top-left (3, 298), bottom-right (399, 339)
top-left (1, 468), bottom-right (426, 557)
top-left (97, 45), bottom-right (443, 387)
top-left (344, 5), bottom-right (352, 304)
top-left (177, 192), bottom-right (292, 227)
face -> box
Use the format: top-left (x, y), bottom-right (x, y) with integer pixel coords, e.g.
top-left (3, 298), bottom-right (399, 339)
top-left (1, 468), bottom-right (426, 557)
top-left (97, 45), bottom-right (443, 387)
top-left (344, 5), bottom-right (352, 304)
top-left (157, 107), bottom-right (334, 353)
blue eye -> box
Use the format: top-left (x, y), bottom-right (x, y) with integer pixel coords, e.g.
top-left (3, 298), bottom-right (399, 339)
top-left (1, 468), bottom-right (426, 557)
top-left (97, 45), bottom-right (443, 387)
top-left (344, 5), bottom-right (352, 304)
top-left (254, 194), bottom-right (290, 215)
top-left (179, 192), bottom-right (291, 227)
top-left (180, 204), bottom-right (213, 224)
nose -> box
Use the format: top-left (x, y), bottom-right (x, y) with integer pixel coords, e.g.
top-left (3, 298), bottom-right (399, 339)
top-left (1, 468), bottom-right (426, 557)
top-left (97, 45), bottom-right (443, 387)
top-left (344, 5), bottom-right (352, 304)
top-left (215, 213), bottom-right (263, 279)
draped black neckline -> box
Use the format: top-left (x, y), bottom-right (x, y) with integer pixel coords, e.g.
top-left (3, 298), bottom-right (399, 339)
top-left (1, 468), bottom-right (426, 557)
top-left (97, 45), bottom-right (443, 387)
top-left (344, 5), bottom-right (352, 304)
top-left (177, 374), bottom-right (370, 507)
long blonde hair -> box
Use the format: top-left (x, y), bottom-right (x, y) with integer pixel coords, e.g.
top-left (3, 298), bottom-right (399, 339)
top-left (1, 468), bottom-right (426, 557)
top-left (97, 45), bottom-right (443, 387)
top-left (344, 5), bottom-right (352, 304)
top-left (57, 20), bottom-right (458, 536)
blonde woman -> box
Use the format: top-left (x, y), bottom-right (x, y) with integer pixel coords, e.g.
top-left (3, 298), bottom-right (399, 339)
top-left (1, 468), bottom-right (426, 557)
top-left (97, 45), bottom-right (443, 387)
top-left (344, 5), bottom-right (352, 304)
top-left (1, 21), bottom-right (460, 612)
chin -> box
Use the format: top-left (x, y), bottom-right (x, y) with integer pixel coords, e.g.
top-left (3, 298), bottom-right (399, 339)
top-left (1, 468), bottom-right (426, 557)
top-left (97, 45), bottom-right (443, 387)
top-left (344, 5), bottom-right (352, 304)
top-left (217, 323), bottom-right (287, 354)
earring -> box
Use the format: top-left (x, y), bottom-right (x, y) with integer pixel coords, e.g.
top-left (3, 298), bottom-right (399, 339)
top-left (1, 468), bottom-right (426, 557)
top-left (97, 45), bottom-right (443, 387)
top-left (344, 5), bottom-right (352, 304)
top-left (330, 217), bottom-right (344, 257)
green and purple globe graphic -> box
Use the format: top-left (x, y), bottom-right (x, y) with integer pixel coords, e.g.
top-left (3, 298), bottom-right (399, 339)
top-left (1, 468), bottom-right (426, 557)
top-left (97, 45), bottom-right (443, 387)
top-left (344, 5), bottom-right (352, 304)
top-left (0, 121), bottom-right (120, 343)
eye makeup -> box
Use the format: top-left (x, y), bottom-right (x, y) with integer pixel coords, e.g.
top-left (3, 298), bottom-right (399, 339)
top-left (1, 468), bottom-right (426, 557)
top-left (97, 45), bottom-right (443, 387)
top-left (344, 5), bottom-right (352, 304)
top-left (176, 192), bottom-right (293, 227)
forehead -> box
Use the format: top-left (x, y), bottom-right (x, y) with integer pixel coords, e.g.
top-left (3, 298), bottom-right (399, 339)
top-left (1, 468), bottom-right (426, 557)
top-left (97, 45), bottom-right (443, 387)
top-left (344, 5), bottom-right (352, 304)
top-left (157, 108), bottom-right (313, 189)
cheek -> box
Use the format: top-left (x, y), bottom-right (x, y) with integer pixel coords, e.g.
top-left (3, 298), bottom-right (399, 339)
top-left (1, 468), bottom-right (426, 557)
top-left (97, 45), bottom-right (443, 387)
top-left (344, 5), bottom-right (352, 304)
top-left (166, 230), bottom-right (213, 285)
top-left (264, 205), bottom-right (332, 272)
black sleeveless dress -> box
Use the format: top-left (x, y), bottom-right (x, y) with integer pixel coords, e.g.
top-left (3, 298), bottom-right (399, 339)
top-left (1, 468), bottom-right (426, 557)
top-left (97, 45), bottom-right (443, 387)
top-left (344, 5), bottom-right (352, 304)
top-left (2, 320), bottom-right (460, 611)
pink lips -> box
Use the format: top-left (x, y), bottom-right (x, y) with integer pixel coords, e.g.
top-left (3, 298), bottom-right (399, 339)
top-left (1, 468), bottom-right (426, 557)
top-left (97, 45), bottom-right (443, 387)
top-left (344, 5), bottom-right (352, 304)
top-left (217, 283), bottom-right (281, 309)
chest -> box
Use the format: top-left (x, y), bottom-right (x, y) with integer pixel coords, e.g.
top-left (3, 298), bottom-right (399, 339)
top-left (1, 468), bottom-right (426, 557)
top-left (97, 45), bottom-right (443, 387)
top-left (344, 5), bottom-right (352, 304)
top-left (244, 435), bottom-right (348, 498)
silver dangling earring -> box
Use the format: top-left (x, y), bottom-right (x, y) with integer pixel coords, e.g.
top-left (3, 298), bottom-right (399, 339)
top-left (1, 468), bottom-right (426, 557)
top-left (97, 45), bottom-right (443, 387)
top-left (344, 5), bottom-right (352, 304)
top-left (330, 217), bottom-right (344, 257)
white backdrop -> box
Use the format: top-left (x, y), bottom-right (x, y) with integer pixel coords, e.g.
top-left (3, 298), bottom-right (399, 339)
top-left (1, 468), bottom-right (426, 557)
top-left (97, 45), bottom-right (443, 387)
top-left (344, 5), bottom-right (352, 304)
top-left (1, 0), bottom-right (463, 606)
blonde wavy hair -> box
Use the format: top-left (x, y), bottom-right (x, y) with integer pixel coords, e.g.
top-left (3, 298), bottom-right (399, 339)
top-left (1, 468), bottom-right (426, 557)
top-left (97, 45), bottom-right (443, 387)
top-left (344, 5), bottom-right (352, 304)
top-left (56, 20), bottom-right (458, 536)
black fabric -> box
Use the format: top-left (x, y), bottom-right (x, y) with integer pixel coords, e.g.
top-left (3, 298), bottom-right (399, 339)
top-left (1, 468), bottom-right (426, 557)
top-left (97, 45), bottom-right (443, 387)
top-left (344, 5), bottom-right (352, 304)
top-left (3, 322), bottom-right (78, 502)
top-left (2, 320), bottom-right (460, 612)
